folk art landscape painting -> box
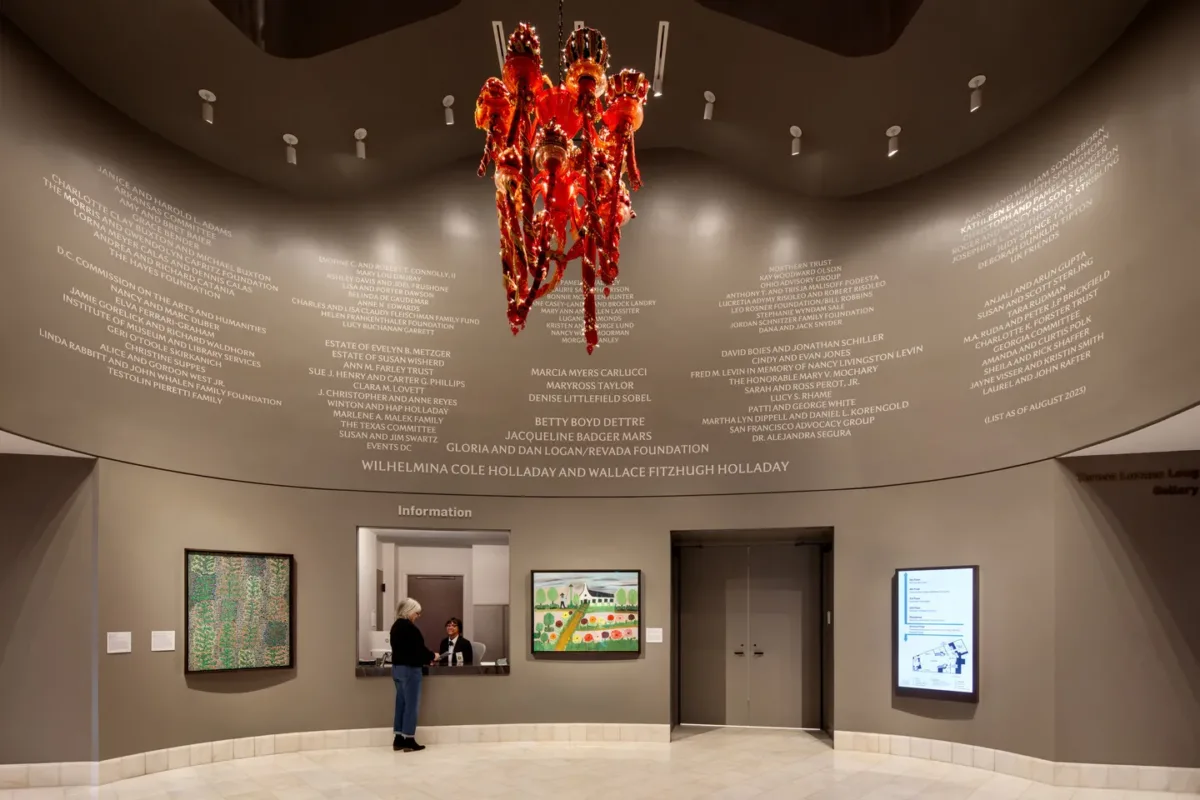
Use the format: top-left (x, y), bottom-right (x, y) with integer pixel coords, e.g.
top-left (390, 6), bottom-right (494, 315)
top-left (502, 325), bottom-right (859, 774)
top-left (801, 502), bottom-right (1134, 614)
top-left (532, 571), bottom-right (640, 653)
top-left (186, 550), bottom-right (294, 672)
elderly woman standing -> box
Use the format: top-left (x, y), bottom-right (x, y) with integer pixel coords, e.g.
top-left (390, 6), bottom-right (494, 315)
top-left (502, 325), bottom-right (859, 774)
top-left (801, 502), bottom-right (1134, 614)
top-left (389, 598), bottom-right (435, 752)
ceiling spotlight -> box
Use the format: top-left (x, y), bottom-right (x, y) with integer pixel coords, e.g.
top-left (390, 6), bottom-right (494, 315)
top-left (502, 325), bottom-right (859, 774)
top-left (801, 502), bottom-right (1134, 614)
top-left (652, 21), bottom-right (670, 97)
top-left (790, 126), bottom-right (803, 156)
top-left (969, 75), bottom-right (986, 113)
top-left (886, 125), bottom-right (902, 158)
top-left (703, 91), bottom-right (715, 121)
top-left (354, 128), bottom-right (368, 159)
top-left (283, 133), bottom-right (298, 165)
top-left (443, 95), bottom-right (456, 126)
top-left (198, 89), bottom-right (216, 124)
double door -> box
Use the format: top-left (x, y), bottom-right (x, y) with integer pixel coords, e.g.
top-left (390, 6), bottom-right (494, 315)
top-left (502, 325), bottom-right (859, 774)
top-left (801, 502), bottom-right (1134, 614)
top-left (678, 544), bottom-right (826, 729)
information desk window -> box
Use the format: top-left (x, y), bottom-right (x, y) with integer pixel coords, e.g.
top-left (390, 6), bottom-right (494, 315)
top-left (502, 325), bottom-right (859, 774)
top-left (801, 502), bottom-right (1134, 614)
top-left (355, 527), bottom-right (511, 676)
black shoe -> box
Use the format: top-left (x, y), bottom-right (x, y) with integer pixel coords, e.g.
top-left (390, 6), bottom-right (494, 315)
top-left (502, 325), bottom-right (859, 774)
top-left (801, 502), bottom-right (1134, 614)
top-left (392, 735), bottom-right (405, 751)
top-left (402, 738), bottom-right (426, 752)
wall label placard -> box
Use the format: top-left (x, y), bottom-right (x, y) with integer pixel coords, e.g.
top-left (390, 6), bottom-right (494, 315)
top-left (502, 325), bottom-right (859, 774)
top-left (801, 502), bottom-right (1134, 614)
top-left (893, 565), bottom-right (979, 703)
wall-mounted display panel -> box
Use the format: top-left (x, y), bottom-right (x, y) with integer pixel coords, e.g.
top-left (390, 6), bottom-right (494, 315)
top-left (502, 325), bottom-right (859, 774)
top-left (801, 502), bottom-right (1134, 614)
top-left (185, 549), bottom-right (295, 673)
top-left (893, 565), bottom-right (978, 702)
top-left (531, 570), bottom-right (641, 655)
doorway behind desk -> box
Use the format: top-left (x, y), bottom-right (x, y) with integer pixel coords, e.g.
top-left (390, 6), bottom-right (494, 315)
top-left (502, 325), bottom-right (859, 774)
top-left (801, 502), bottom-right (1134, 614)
top-left (671, 527), bottom-right (834, 735)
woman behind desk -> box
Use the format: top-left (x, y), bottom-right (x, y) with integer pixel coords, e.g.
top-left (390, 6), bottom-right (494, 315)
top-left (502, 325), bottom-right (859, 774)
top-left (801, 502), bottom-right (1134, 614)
top-left (435, 617), bottom-right (473, 666)
top-left (389, 598), bottom-right (435, 752)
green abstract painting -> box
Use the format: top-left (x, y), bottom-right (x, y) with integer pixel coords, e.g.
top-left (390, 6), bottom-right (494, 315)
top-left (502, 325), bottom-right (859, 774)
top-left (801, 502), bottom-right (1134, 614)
top-left (185, 550), bottom-right (294, 672)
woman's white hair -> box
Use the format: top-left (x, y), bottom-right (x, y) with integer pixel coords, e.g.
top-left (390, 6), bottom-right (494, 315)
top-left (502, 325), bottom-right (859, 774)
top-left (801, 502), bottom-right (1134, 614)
top-left (395, 598), bottom-right (422, 620)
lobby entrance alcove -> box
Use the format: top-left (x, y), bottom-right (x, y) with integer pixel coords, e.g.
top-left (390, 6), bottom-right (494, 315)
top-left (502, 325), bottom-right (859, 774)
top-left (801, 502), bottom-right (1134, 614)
top-left (671, 528), bottom-right (834, 735)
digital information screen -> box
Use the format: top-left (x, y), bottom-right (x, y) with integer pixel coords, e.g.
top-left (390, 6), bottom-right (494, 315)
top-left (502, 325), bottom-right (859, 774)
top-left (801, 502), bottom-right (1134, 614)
top-left (894, 565), bottom-right (979, 702)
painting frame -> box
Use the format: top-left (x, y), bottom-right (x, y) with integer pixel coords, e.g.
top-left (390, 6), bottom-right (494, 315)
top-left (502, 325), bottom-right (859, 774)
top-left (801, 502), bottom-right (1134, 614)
top-left (529, 569), bottom-right (642, 657)
top-left (184, 548), bottom-right (296, 675)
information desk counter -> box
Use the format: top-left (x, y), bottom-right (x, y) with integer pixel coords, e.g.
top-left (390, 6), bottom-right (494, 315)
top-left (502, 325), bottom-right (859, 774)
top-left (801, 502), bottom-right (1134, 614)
top-left (356, 664), bottom-right (510, 678)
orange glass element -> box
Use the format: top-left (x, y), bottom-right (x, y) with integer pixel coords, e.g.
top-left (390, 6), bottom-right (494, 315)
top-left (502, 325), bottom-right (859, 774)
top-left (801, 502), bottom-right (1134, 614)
top-left (603, 69), bottom-right (649, 132)
top-left (501, 24), bottom-right (542, 95)
top-left (536, 84), bottom-right (583, 139)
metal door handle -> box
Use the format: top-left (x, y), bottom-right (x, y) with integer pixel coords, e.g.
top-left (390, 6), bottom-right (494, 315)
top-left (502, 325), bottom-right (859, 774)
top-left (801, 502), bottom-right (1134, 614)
top-left (753, 651), bottom-right (764, 656)
top-left (733, 650), bottom-right (745, 656)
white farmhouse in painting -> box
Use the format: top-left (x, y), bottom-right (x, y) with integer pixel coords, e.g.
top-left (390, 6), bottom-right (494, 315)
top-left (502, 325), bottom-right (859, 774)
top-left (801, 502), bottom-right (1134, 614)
top-left (578, 585), bottom-right (616, 606)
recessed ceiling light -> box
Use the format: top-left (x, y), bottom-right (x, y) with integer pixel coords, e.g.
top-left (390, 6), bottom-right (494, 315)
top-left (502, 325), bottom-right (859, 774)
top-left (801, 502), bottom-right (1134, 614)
top-left (198, 89), bottom-right (216, 124)
top-left (443, 95), bottom-right (455, 126)
top-left (969, 75), bottom-right (986, 113)
top-left (355, 128), bottom-right (368, 159)
top-left (652, 21), bottom-right (670, 97)
top-left (283, 133), bottom-right (298, 165)
top-left (886, 126), bottom-right (902, 157)
top-left (703, 91), bottom-right (715, 120)
top-left (790, 126), bottom-right (803, 156)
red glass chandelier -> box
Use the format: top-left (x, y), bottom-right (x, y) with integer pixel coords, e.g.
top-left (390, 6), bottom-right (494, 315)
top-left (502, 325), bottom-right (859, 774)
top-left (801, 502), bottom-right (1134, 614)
top-left (475, 6), bottom-right (649, 353)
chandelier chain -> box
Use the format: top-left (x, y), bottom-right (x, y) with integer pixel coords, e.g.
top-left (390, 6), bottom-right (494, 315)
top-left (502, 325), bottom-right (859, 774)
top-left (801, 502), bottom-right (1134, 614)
top-left (557, 0), bottom-right (565, 84)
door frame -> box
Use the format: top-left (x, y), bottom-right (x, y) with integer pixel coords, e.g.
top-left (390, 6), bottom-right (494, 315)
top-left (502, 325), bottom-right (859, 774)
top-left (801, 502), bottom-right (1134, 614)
top-left (670, 528), bottom-right (834, 733)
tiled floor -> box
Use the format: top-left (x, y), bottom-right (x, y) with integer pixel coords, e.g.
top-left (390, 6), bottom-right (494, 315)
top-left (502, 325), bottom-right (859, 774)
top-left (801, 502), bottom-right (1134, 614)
top-left (5, 728), bottom-right (1197, 800)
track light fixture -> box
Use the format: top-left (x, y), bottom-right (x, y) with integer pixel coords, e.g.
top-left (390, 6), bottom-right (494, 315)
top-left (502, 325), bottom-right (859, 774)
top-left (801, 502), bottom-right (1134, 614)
top-left (969, 75), bottom-right (986, 113)
top-left (355, 128), bottom-right (368, 159)
top-left (199, 89), bottom-right (216, 124)
top-left (790, 126), bottom-right (803, 157)
top-left (283, 134), bottom-right (298, 165)
top-left (443, 95), bottom-right (455, 126)
top-left (652, 21), bottom-right (670, 96)
top-left (491, 21), bottom-right (506, 70)
top-left (703, 91), bottom-right (715, 121)
top-left (886, 126), bottom-right (901, 158)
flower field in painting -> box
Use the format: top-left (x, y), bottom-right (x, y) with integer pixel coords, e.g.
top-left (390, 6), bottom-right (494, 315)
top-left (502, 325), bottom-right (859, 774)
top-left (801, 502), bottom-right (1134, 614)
top-left (186, 551), bottom-right (292, 671)
top-left (532, 571), bottom-right (640, 653)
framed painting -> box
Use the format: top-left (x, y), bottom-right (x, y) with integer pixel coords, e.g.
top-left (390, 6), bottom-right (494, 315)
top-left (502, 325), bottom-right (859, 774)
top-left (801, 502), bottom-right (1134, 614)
top-left (185, 549), bottom-right (295, 673)
top-left (531, 570), bottom-right (641, 655)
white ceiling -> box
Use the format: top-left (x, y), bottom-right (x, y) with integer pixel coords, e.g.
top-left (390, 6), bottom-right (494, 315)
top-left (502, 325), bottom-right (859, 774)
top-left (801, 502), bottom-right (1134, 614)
top-left (1063, 405), bottom-right (1200, 457)
top-left (0, 430), bottom-right (90, 458)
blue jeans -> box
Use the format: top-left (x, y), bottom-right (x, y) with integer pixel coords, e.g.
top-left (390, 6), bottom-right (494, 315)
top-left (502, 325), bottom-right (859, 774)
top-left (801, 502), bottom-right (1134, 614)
top-left (392, 665), bottom-right (423, 737)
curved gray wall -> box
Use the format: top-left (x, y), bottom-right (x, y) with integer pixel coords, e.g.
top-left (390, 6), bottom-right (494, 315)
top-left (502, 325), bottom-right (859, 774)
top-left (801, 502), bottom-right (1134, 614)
top-left (2, 2), bottom-right (1199, 497)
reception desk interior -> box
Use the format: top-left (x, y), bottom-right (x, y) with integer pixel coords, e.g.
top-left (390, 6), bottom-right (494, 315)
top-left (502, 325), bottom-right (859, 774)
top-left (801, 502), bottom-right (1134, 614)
top-left (356, 527), bottom-right (511, 671)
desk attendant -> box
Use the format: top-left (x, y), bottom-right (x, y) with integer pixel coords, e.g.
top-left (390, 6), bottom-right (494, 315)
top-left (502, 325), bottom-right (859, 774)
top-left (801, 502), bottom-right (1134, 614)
top-left (389, 598), bottom-right (435, 752)
top-left (435, 617), bottom-right (473, 666)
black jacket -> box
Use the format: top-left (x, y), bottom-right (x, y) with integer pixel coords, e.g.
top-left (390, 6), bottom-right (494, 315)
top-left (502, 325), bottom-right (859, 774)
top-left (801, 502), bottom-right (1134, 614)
top-left (389, 618), bottom-right (434, 667)
top-left (438, 636), bottom-right (474, 665)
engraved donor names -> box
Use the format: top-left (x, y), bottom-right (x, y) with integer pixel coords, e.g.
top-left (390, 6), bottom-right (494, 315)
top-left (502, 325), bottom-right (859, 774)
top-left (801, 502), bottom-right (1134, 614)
top-left (954, 127), bottom-right (1119, 270)
top-left (40, 252), bottom-right (277, 407)
top-left (534, 283), bottom-right (656, 346)
top-left (963, 251), bottom-right (1107, 424)
top-left (720, 259), bottom-right (884, 335)
top-left (313, 339), bottom-right (465, 453)
top-left (691, 334), bottom-right (922, 443)
top-left (56, 168), bottom-right (277, 299)
top-left (292, 256), bottom-right (479, 335)
top-left (37, 168), bottom-right (279, 408)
